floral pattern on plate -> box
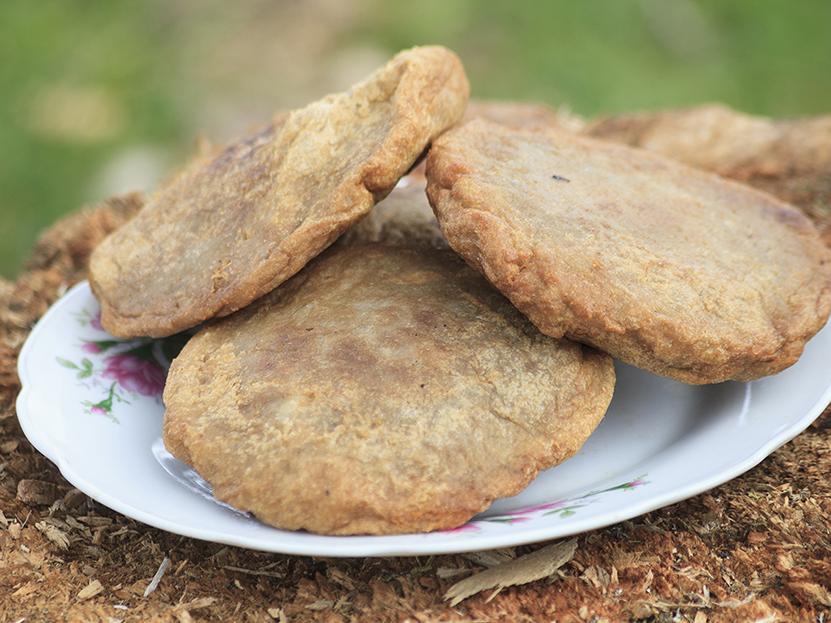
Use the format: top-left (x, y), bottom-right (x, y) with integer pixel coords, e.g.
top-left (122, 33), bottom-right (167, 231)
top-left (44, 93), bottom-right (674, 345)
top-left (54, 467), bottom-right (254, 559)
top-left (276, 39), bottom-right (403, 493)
top-left (57, 306), bottom-right (188, 421)
top-left (448, 475), bottom-right (649, 532)
top-left (24, 282), bottom-right (829, 556)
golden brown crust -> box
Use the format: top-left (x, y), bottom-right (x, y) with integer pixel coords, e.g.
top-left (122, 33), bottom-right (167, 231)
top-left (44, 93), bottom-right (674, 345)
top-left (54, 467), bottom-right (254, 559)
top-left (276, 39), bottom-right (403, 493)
top-left (426, 119), bottom-right (831, 383)
top-left (163, 243), bottom-right (614, 535)
top-left (90, 46), bottom-right (469, 338)
top-left (587, 104), bottom-right (831, 243)
top-left (408, 100), bottom-right (584, 180)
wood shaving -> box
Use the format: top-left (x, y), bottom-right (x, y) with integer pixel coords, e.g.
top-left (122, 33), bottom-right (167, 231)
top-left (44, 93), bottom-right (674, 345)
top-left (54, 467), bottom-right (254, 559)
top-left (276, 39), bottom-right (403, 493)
top-left (0, 439), bottom-right (18, 453)
top-left (177, 597), bottom-right (217, 611)
top-left (436, 567), bottom-right (470, 579)
top-left (788, 581), bottom-right (831, 606)
top-left (444, 539), bottom-right (577, 606)
top-left (34, 520), bottom-right (69, 550)
top-left (78, 515), bottom-right (113, 527)
top-left (327, 567), bottom-right (355, 590)
top-left (12, 582), bottom-right (39, 598)
top-left (16, 479), bottom-right (59, 506)
top-left (77, 579), bottom-right (104, 600)
top-left (463, 547), bottom-right (517, 568)
top-left (222, 564), bottom-right (285, 578)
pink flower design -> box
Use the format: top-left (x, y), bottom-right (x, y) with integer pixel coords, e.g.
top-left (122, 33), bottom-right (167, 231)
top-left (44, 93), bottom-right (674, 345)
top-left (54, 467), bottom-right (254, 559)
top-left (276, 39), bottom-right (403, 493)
top-left (102, 349), bottom-right (165, 397)
top-left (82, 382), bottom-right (125, 419)
top-left (90, 311), bottom-right (103, 331)
top-left (81, 339), bottom-right (118, 354)
top-left (508, 499), bottom-right (568, 517)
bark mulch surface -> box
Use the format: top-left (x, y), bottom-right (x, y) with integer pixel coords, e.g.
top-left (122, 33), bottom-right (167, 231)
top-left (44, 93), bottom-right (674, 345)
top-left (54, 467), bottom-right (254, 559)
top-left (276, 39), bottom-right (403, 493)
top-left (2, 198), bottom-right (830, 622)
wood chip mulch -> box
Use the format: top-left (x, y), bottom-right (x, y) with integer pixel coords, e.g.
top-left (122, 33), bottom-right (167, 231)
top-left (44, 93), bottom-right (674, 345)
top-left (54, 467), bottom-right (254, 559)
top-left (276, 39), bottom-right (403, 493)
top-left (1, 194), bottom-right (830, 622)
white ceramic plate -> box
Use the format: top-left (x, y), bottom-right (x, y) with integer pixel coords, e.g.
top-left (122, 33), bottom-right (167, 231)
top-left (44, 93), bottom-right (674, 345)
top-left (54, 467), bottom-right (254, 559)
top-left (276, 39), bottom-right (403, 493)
top-left (16, 282), bottom-right (831, 557)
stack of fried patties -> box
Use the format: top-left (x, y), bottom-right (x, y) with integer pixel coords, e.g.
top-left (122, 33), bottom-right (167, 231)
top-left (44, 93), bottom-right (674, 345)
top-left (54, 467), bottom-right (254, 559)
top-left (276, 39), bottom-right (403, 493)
top-left (89, 46), bottom-right (831, 535)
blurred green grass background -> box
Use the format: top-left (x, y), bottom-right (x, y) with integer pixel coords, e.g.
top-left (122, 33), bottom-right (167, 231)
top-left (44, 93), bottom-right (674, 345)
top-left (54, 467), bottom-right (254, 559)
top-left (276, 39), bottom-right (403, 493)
top-left (1, 0), bottom-right (830, 277)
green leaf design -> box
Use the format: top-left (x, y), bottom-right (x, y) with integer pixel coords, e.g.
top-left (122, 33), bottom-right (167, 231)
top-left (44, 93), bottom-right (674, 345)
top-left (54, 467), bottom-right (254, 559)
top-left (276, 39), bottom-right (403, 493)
top-left (88, 339), bottom-right (119, 353)
top-left (543, 505), bottom-right (583, 518)
top-left (56, 357), bottom-right (79, 370)
top-left (78, 358), bottom-right (94, 379)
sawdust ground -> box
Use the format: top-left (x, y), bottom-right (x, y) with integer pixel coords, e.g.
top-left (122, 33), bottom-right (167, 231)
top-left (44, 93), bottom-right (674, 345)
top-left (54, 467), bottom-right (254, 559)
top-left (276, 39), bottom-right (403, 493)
top-left (1, 198), bottom-right (830, 622)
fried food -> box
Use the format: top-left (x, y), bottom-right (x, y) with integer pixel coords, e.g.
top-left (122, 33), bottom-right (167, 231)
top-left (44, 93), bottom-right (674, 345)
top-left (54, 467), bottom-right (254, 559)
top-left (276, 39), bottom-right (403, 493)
top-left (426, 119), bottom-right (831, 383)
top-left (587, 104), bottom-right (831, 242)
top-left (408, 100), bottom-right (584, 180)
top-left (90, 46), bottom-right (469, 338)
top-left (163, 243), bottom-right (614, 535)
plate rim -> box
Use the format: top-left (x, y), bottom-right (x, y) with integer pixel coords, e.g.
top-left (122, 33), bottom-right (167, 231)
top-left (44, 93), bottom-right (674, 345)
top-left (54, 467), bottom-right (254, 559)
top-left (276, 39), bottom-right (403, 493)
top-left (15, 281), bottom-right (831, 557)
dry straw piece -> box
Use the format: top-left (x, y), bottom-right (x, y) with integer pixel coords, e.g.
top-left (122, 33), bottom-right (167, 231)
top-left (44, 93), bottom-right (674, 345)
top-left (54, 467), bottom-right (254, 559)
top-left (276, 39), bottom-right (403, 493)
top-left (445, 539), bottom-right (578, 606)
top-left (143, 556), bottom-right (170, 597)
